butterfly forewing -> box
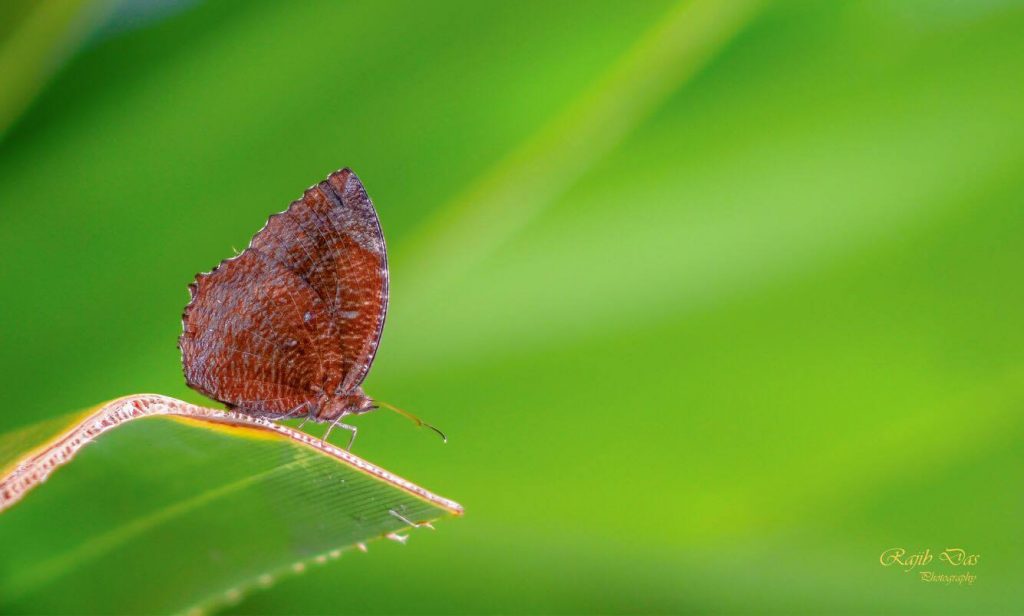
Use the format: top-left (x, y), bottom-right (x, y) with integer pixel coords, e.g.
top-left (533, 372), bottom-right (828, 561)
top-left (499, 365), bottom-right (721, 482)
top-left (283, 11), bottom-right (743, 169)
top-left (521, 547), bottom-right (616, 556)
top-left (179, 169), bottom-right (388, 417)
top-left (321, 171), bottom-right (388, 392)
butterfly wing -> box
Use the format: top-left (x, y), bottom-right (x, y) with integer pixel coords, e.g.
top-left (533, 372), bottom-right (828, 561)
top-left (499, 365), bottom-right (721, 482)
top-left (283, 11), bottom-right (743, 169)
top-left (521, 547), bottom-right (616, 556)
top-left (179, 246), bottom-right (331, 415)
top-left (248, 169), bottom-right (388, 395)
top-left (180, 169), bottom-right (388, 415)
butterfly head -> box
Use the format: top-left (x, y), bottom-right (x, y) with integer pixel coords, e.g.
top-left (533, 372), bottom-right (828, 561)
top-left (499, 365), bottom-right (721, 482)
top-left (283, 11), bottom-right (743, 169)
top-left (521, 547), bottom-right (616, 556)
top-left (317, 387), bottom-right (376, 422)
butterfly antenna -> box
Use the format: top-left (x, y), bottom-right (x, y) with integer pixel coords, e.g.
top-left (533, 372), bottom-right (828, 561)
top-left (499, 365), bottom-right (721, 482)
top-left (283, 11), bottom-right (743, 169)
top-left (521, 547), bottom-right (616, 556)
top-left (375, 400), bottom-right (447, 443)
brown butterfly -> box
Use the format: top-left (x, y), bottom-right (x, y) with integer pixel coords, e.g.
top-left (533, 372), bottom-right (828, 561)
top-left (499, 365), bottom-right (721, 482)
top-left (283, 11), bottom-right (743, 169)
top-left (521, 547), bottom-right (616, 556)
top-left (179, 169), bottom-right (442, 448)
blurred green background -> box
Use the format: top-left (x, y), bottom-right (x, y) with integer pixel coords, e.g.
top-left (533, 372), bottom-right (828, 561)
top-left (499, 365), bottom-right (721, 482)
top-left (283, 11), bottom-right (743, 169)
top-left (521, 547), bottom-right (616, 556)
top-left (2, 0), bottom-right (1024, 613)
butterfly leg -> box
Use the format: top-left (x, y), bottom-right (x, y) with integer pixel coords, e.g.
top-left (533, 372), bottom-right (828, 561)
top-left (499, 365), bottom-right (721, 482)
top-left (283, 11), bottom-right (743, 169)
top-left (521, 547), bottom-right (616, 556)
top-left (323, 414), bottom-right (358, 451)
top-left (278, 401), bottom-right (309, 421)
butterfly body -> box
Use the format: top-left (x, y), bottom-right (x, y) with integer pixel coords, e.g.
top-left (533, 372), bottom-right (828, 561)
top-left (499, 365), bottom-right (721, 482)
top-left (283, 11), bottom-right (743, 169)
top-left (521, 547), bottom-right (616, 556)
top-left (300, 387), bottom-right (376, 423)
top-left (179, 169), bottom-right (388, 429)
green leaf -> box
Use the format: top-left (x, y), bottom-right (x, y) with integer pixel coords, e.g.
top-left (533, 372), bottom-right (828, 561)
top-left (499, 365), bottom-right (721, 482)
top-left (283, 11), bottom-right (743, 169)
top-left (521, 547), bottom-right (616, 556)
top-left (0, 395), bottom-right (462, 615)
